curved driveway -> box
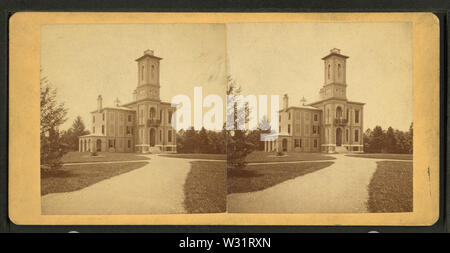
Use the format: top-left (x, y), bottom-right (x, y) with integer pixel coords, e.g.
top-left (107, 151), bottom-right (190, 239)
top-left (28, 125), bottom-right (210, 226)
top-left (228, 154), bottom-right (408, 213)
top-left (42, 154), bottom-right (191, 215)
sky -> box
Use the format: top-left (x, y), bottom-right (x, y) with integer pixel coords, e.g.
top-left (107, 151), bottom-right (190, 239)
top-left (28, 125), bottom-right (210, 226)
top-left (227, 22), bottom-right (413, 131)
top-left (41, 22), bottom-right (412, 132)
top-left (41, 24), bottom-right (227, 130)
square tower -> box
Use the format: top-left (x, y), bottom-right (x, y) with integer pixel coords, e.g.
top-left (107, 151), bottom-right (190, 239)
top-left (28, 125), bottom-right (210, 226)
top-left (135, 49), bottom-right (162, 101)
top-left (319, 48), bottom-right (349, 100)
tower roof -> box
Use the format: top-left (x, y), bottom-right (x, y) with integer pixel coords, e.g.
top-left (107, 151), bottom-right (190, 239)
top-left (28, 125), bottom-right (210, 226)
top-left (321, 48), bottom-right (349, 60)
top-left (135, 49), bottom-right (163, 61)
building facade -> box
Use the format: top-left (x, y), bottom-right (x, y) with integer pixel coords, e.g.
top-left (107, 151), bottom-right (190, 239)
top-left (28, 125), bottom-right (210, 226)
top-left (265, 48), bottom-right (365, 153)
top-left (79, 50), bottom-right (177, 153)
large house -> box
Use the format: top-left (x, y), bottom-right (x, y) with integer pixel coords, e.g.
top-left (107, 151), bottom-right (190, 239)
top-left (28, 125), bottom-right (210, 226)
top-left (79, 50), bottom-right (177, 153)
top-left (264, 48), bottom-right (365, 153)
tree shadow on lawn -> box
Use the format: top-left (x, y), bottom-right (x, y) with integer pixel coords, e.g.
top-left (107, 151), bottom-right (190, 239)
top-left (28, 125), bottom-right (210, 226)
top-left (41, 169), bottom-right (74, 179)
top-left (227, 168), bottom-right (263, 178)
top-left (228, 162), bottom-right (334, 194)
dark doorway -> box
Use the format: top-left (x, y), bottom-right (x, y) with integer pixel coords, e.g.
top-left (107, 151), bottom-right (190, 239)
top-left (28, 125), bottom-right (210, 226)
top-left (282, 139), bottom-right (288, 152)
top-left (150, 128), bottom-right (156, 147)
top-left (96, 139), bottom-right (102, 152)
top-left (336, 128), bottom-right (342, 146)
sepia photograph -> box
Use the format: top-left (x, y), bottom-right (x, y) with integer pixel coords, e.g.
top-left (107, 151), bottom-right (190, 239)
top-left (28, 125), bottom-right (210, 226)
top-left (8, 12), bottom-right (439, 226)
top-left (40, 24), bottom-right (227, 214)
top-left (226, 22), bottom-right (413, 213)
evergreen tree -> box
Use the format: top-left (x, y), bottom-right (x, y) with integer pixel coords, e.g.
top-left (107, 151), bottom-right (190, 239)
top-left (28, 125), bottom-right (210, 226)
top-left (40, 74), bottom-right (68, 169)
top-left (62, 116), bottom-right (90, 151)
top-left (384, 127), bottom-right (396, 153)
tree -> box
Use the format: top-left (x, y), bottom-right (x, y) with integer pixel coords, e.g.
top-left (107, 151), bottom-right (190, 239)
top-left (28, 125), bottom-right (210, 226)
top-left (226, 76), bottom-right (256, 170)
top-left (384, 127), bottom-right (396, 153)
top-left (198, 127), bottom-right (211, 153)
top-left (62, 116), bottom-right (90, 151)
top-left (369, 126), bottom-right (384, 153)
top-left (40, 74), bottom-right (68, 169)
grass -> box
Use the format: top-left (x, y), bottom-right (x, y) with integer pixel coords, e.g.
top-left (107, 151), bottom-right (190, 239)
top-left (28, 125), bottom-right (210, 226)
top-left (160, 153), bottom-right (226, 160)
top-left (41, 161), bottom-right (148, 196)
top-left (367, 161), bottom-right (413, 212)
top-left (61, 151), bottom-right (150, 163)
top-left (183, 161), bottom-right (227, 213)
top-left (346, 153), bottom-right (412, 160)
top-left (245, 151), bottom-right (335, 163)
top-left (228, 161), bottom-right (334, 194)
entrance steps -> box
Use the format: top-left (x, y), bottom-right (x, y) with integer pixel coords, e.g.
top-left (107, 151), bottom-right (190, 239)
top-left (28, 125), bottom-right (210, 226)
top-left (148, 147), bottom-right (162, 154)
top-left (335, 146), bottom-right (349, 154)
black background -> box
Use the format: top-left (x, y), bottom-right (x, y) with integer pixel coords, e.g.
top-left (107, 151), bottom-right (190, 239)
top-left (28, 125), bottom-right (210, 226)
top-left (0, 0), bottom-right (448, 241)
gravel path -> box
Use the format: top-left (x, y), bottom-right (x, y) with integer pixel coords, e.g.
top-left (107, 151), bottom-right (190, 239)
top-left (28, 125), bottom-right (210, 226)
top-left (42, 154), bottom-right (191, 215)
top-left (228, 154), bottom-right (385, 213)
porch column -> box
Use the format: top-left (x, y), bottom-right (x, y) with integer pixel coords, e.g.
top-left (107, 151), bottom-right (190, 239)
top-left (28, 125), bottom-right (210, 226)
top-left (264, 141), bottom-right (267, 152)
top-left (79, 139), bottom-right (82, 152)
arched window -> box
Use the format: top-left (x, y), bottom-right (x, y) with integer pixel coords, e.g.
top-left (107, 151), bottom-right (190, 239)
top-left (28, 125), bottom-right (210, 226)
top-left (149, 107), bottom-right (156, 119)
top-left (141, 65), bottom-right (144, 80)
top-left (151, 65), bottom-right (155, 79)
top-left (327, 64), bottom-right (330, 79)
top-left (336, 106), bottom-right (342, 118)
top-left (338, 64), bottom-right (341, 78)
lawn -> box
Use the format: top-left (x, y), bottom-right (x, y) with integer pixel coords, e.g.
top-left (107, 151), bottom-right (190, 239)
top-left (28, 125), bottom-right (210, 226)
top-left (160, 153), bottom-right (226, 160)
top-left (228, 161), bottom-right (334, 194)
top-left (61, 151), bottom-right (150, 163)
top-left (367, 161), bottom-right (413, 212)
top-left (346, 153), bottom-right (412, 160)
top-left (41, 161), bottom-right (148, 196)
top-left (183, 161), bottom-right (227, 213)
top-left (245, 151), bottom-right (335, 163)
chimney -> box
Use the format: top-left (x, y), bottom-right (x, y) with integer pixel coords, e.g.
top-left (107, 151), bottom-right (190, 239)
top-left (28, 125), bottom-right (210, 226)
top-left (97, 95), bottom-right (102, 112)
top-left (283, 94), bottom-right (289, 111)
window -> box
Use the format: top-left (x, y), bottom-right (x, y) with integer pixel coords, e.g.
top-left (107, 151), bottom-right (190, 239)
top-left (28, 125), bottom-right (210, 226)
top-left (328, 64), bottom-right (330, 79)
top-left (295, 139), bottom-right (300, 148)
top-left (313, 126), bottom-right (317, 134)
top-left (288, 124), bottom-right (291, 134)
top-left (355, 129), bottom-right (359, 142)
top-left (317, 126), bottom-right (320, 134)
top-left (279, 115), bottom-right (281, 122)
top-left (149, 107), bottom-right (156, 119)
top-left (160, 110), bottom-right (162, 120)
top-left (338, 64), bottom-right (341, 77)
top-left (160, 130), bottom-right (162, 141)
top-left (346, 129), bottom-right (349, 142)
top-left (102, 113), bottom-right (105, 121)
top-left (346, 109), bottom-right (349, 120)
top-left (128, 115), bottom-right (132, 122)
top-left (102, 125), bottom-right (105, 134)
top-left (168, 130), bottom-right (172, 142)
top-left (126, 126), bottom-right (131, 135)
top-left (336, 106), bottom-right (342, 118)
top-left (108, 139), bottom-right (115, 148)
top-left (168, 111), bottom-right (173, 124)
top-left (314, 114), bottom-right (318, 121)
top-left (128, 140), bottom-right (131, 148)
top-left (314, 139), bottom-right (318, 148)
top-left (288, 112), bottom-right (291, 120)
top-left (151, 65), bottom-right (155, 78)
top-left (140, 109), bottom-right (143, 124)
top-left (93, 126), bottom-right (95, 133)
top-left (93, 116), bottom-right (95, 123)
top-left (141, 65), bottom-right (144, 80)
top-left (355, 110), bottom-right (360, 123)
